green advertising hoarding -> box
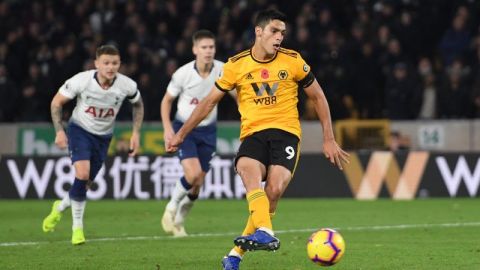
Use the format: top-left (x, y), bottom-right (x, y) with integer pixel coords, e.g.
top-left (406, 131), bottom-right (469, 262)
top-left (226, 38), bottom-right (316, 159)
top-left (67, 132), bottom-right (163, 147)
top-left (18, 123), bottom-right (240, 155)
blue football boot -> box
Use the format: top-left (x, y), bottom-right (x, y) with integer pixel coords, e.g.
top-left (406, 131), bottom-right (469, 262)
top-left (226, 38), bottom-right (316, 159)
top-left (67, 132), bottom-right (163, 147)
top-left (233, 229), bottom-right (280, 251)
top-left (222, 255), bottom-right (241, 270)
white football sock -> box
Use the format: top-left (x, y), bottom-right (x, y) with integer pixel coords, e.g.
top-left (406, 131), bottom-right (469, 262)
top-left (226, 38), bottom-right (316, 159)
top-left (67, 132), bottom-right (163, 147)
top-left (174, 196), bottom-right (195, 225)
top-left (166, 179), bottom-right (190, 212)
top-left (258, 227), bottom-right (274, 236)
top-left (57, 193), bottom-right (71, 212)
top-left (71, 200), bottom-right (86, 229)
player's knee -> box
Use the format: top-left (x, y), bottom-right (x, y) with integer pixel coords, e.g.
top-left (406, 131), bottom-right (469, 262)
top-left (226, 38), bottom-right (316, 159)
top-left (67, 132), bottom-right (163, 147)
top-left (75, 171), bottom-right (90, 180)
top-left (265, 185), bottom-right (283, 202)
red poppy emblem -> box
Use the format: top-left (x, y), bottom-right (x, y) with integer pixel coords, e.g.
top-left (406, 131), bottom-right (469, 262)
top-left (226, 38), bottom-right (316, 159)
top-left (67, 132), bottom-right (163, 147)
top-left (261, 69), bottom-right (269, 79)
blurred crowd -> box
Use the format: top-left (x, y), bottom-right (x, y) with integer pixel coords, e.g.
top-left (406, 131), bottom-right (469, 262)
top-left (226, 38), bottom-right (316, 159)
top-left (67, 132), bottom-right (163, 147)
top-left (1, 0), bottom-right (480, 123)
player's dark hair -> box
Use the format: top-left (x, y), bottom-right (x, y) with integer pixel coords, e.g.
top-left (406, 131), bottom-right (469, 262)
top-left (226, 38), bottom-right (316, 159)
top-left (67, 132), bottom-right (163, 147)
top-left (192, 29), bottom-right (215, 44)
top-left (255, 9), bottom-right (286, 29)
top-left (96, 45), bottom-right (120, 58)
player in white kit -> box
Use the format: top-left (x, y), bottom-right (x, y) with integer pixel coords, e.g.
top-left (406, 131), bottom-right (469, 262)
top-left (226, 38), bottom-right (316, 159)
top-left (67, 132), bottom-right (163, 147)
top-left (42, 45), bottom-right (144, 245)
top-left (161, 30), bottom-right (225, 237)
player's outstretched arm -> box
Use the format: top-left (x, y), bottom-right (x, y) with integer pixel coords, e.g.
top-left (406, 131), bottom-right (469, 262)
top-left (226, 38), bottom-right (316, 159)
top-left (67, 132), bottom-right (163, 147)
top-left (50, 92), bottom-right (72, 150)
top-left (167, 86), bottom-right (225, 152)
top-left (129, 97), bottom-right (144, 156)
top-left (304, 79), bottom-right (350, 170)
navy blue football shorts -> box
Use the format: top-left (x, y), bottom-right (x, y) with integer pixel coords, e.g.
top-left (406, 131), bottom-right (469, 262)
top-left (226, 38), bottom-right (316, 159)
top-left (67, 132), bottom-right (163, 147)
top-left (67, 121), bottom-right (112, 180)
top-left (173, 120), bottom-right (216, 172)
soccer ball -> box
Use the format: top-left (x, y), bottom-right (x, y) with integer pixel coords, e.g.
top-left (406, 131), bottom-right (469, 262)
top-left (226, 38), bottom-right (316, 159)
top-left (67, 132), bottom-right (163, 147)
top-left (307, 228), bottom-right (345, 266)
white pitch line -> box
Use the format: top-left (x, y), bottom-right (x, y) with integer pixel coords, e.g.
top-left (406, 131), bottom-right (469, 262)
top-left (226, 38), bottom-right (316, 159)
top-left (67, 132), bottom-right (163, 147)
top-left (2, 221), bottom-right (480, 247)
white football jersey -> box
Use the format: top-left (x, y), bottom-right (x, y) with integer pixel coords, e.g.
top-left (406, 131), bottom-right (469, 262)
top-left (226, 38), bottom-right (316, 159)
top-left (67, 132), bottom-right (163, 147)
top-left (58, 70), bottom-right (140, 135)
top-left (167, 60), bottom-right (224, 126)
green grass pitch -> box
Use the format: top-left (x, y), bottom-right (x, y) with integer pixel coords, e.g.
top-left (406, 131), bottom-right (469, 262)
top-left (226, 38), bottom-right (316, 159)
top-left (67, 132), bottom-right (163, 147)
top-left (1, 198), bottom-right (480, 269)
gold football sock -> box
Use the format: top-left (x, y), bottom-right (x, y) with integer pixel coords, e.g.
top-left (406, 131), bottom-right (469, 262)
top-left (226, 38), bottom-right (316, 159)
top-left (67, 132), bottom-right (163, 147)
top-left (247, 189), bottom-right (272, 230)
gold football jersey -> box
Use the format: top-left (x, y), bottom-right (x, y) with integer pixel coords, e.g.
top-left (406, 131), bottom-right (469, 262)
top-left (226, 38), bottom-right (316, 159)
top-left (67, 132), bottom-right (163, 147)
top-left (215, 48), bottom-right (313, 140)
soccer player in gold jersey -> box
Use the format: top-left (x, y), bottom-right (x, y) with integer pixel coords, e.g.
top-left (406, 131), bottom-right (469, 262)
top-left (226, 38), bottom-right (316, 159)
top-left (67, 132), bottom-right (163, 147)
top-left (167, 9), bottom-right (349, 270)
